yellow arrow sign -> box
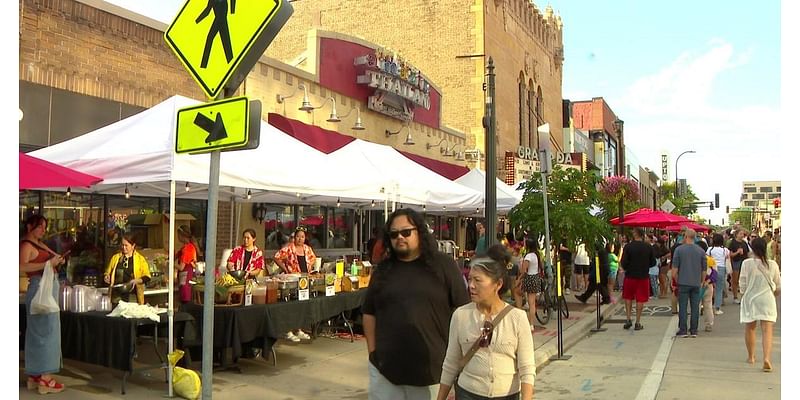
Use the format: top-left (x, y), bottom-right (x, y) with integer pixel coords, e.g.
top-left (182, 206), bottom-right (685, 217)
top-left (176, 97), bottom-right (250, 154)
top-left (165, 0), bottom-right (292, 99)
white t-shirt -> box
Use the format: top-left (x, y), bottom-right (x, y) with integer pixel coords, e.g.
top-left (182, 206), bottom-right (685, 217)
top-left (524, 252), bottom-right (540, 276)
top-left (707, 246), bottom-right (729, 269)
top-left (574, 243), bottom-right (590, 265)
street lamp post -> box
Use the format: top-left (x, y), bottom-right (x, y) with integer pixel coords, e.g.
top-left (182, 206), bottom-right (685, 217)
top-left (613, 119), bottom-right (624, 236)
top-left (674, 150), bottom-right (696, 198)
top-left (484, 58), bottom-right (497, 248)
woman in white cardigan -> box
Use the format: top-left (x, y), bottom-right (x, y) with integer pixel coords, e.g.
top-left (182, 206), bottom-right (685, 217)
top-left (437, 253), bottom-right (535, 400)
top-left (739, 237), bottom-right (781, 372)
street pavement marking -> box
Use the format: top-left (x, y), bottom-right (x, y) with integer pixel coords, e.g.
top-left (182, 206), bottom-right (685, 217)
top-left (635, 316), bottom-right (679, 400)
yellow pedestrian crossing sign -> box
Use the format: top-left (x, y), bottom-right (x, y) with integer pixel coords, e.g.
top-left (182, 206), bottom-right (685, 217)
top-left (176, 97), bottom-right (261, 154)
top-left (165, 0), bottom-right (293, 99)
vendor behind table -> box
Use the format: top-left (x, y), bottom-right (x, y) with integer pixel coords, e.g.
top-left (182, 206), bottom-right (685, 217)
top-left (104, 233), bottom-right (151, 305)
top-left (226, 228), bottom-right (265, 278)
top-left (273, 226), bottom-right (318, 342)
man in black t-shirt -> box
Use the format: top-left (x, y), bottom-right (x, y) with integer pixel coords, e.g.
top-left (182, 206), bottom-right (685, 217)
top-left (362, 208), bottom-right (469, 400)
top-left (728, 229), bottom-right (749, 304)
top-left (620, 228), bottom-right (656, 330)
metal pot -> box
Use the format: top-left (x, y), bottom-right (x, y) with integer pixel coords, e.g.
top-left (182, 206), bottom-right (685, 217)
top-left (278, 281), bottom-right (298, 302)
top-left (70, 285), bottom-right (97, 313)
top-left (97, 295), bottom-right (112, 312)
top-left (59, 285), bottom-right (73, 311)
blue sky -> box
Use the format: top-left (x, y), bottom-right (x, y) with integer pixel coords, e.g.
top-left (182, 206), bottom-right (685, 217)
top-left (108, 0), bottom-right (782, 225)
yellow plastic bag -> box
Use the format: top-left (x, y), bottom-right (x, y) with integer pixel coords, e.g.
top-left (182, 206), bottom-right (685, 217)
top-left (168, 350), bottom-right (201, 400)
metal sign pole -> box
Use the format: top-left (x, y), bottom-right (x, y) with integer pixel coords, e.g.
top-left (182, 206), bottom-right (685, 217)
top-left (201, 149), bottom-right (220, 399)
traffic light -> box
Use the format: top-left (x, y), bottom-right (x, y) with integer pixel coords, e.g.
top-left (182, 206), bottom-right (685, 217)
top-left (726, 205), bottom-right (730, 214)
top-left (709, 202), bottom-right (714, 211)
top-left (715, 193), bottom-right (720, 208)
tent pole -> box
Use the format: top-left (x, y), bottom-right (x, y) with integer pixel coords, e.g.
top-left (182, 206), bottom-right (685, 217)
top-left (167, 179), bottom-right (176, 397)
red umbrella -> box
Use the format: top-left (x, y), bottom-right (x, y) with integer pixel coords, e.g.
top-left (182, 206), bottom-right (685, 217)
top-left (610, 209), bottom-right (692, 228)
top-left (665, 222), bottom-right (710, 233)
top-left (19, 152), bottom-right (102, 190)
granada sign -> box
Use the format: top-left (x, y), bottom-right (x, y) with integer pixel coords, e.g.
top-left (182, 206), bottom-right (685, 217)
top-left (355, 49), bottom-right (431, 122)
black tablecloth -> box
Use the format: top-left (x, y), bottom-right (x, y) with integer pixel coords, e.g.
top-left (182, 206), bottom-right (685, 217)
top-left (182, 290), bottom-right (367, 364)
top-left (20, 304), bottom-right (195, 372)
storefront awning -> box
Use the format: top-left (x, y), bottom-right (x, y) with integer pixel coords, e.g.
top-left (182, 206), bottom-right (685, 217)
top-left (398, 151), bottom-right (469, 181)
top-left (19, 151), bottom-right (103, 190)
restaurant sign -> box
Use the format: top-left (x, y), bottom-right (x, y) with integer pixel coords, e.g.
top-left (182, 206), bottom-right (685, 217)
top-left (355, 49), bottom-right (431, 122)
top-left (517, 146), bottom-right (573, 164)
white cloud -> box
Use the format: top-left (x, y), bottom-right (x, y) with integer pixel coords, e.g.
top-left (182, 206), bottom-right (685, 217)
top-left (616, 41), bottom-right (779, 225)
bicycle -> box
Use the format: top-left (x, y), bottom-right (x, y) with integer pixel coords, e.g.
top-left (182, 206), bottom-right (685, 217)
top-left (534, 271), bottom-right (569, 324)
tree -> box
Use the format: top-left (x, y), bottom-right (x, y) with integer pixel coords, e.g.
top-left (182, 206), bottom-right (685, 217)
top-left (509, 165), bottom-right (613, 261)
top-left (729, 208), bottom-right (754, 231)
top-left (597, 175), bottom-right (642, 221)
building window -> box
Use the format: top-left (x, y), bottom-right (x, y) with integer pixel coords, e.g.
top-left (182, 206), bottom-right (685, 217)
top-left (759, 186), bottom-right (773, 192)
top-left (518, 74), bottom-right (526, 147)
top-left (745, 201), bottom-right (757, 207)
top-left (777, 186), bottom-right (781, 192)
top-left (527, 79), bottom-right (535, 148)
top-left (744, 187), bottom-right (757, 193)
top-left (741, 194), bottom-right (749, 200)
top-left (768, 193), bottom-right (781, 199)
top-left (752, 193), bottom-right (765, 200)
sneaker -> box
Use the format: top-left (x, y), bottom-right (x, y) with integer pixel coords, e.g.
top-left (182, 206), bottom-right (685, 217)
top-left (676, 330), bottom-right (688, 338)
top-left (634, 323), bottom-right (644, 331)
top-left (565, 288), bottom-right (571, 295)
top-left (714, 309), bottom-right (724, 315)
top-left (624, 320), bottom-right (633, 330)
top-left (285, 331), bottom-right (301, 342)
top-left (690, 331), bottom-right (698, 338)
top-left (295, 330), bottom-right (311, 340)
top-left (734, 298), bottom-right (741, 304)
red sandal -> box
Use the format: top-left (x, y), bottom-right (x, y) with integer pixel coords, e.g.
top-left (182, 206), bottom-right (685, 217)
top-left (37, 376), bottom-right (65, 394)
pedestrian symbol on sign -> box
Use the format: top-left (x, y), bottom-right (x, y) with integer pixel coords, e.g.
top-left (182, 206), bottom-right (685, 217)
top-left (196, 0), bottom-right (235, 68)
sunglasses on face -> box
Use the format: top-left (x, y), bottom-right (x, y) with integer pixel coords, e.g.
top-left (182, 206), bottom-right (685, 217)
top-left (389, 228), bottom-right (417, 239)
top-left (479, 320), bottom-right (493, 347)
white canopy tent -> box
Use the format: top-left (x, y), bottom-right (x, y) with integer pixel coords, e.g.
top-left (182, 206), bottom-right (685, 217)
top-left (454, 168), bottom-right (523, 213)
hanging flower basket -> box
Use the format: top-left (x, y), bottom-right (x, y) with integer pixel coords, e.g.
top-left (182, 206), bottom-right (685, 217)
top-left (598, 175), bottom-right (640, 203)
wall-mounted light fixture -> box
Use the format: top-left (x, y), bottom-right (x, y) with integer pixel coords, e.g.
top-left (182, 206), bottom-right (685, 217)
top-left (66, 187), bottom-right (71, 198)
top-left (247, 189), bottom-right (252, 200)
top-left (386, 124), bottom-right (415, 146)
top-left (185, 182), bottom-right (191, 192)
top-left (426, 138), bottom-right (450, 153)
top-left (124, 183), bottom-right (130, 199)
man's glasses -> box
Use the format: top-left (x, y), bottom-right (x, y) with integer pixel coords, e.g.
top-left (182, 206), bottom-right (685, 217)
top-left (389, 228), bottom-right (417, 239)
top-left (479, 320), bottom-right (493, 347)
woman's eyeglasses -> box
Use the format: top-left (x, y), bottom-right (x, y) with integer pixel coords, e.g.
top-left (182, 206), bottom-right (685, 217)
top-left (389, 228), bottom-right (417, 239)
top-left (479, 320), bottom-right (493, 347)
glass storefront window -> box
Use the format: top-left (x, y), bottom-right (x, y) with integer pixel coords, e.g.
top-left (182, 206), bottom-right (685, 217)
top-left (326, 207), bottom-right (354, 249)
top-left (263, 204), bottom-right (294, 250)
top-left (297, 205), bottom-right (325, 250)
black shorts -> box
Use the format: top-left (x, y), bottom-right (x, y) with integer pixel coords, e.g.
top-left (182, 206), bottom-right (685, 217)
top-left (574, 264), bottom-right (589, 274)
top-left (522, 274), bottom-right (544, 294)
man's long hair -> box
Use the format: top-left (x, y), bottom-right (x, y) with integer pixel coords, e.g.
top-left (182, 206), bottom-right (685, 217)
top-left (380, 208), bottom-right (444, 280)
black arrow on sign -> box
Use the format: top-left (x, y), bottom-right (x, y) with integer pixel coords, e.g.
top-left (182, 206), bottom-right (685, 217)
top-left (194, 112), bottom-right (228, 143)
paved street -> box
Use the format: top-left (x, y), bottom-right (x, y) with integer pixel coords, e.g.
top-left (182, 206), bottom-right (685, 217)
top-left (18, 295), bottom-right (780, 399)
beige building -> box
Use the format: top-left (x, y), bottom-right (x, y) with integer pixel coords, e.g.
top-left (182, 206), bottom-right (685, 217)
top-left (740, 181), bottom-right (781, 234)
top-left (266, 0), bottom-right (565, 178)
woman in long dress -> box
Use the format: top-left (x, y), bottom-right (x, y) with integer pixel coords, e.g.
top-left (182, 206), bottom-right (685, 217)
top-left (739, 237), bottom-right (781, 372)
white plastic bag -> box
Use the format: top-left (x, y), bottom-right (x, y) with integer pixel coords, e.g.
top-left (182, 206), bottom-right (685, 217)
top-left (31, 261), bottom-right (60, 315)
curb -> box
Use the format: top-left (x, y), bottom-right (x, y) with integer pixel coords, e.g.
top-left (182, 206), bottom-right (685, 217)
top-left (534, 301), bottom-right (624, 369)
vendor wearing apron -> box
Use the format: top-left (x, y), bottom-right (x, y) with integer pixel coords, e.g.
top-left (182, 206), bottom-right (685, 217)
top-left (104, 233), bottom-right (151, 304)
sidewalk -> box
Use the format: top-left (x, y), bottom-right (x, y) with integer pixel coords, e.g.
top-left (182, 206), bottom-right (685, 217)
top-left (534, 296), bottom-right (781, 400)
top-left (19, 296), bottom-right (620, 399)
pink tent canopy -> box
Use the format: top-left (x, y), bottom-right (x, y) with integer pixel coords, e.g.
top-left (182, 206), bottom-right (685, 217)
top-left (19, 152), bottom-right (103, 190)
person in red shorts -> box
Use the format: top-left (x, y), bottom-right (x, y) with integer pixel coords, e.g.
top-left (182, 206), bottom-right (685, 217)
top-left (620, 228), bottom-right (656, 330)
